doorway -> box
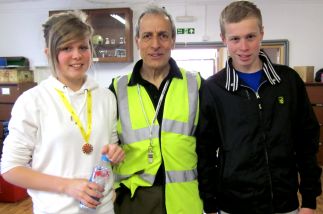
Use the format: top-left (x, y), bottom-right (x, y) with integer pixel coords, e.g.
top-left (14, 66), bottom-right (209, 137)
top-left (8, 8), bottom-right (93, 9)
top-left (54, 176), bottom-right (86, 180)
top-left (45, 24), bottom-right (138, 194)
top-left (172, 42), bottom-right (223, 79)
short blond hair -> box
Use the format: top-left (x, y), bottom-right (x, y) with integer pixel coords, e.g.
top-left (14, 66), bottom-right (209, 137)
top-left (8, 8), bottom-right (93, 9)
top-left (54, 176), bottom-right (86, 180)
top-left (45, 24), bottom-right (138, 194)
top-left (220, 1), bottom-right (262, 36)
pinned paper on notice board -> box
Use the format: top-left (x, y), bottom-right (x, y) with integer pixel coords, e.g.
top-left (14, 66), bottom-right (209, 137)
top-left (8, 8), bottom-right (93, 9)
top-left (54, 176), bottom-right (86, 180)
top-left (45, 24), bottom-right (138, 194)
top-left (1, 87), bottom-right (10, 95)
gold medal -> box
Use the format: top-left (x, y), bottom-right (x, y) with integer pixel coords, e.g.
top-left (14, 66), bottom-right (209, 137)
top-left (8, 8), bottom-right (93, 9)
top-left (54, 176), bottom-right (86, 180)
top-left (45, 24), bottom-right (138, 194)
top-left (82, 143), bottom-right (93, 154)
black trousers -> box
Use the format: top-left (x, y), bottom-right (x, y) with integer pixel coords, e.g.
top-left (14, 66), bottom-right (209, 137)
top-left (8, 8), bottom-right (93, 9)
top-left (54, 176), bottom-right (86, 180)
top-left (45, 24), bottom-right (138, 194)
top-left (114, 185), bottom-right (167, 214)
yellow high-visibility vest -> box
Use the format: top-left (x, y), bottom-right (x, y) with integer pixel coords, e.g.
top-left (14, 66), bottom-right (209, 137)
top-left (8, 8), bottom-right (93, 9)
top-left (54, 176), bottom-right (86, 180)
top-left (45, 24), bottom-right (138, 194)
top-left (113, 68), bottom-right (203, 214)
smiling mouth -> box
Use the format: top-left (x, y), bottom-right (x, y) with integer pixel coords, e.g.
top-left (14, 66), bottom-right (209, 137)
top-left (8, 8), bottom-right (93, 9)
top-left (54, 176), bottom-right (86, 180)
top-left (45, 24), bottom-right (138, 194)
top-left (70, 64), bottom-right (83, 68)
top-left (239, 54), bottom-right (251, 60)
top-left (149, 53), bottom-right (163, 57)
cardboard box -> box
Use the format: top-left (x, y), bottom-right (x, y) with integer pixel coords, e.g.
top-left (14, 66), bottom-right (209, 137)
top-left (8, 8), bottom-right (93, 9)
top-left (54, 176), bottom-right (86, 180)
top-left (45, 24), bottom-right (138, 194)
top-left (293, 66), bottom-right (314, 83)
top-left (0, 69), bottom-right (9, 82)
top-left (0, 69), bottom-right (34, 83)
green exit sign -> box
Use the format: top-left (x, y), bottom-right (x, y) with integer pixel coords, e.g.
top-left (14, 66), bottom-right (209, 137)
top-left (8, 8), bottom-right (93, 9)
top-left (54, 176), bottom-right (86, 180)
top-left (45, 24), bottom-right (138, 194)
top-left (177, 28), bottom-right (195, 35)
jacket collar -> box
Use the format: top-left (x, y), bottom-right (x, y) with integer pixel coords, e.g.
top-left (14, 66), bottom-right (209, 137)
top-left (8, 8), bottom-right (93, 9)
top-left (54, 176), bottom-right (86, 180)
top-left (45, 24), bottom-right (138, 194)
top-left (128, 57), bottom-right (182, 86)
top-left (224, 51), bottom-right (281, 92)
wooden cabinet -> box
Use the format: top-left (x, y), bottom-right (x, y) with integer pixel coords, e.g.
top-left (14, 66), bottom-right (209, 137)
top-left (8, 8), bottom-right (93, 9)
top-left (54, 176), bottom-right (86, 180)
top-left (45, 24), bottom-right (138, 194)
top-left (0, 82), bottom-right (36, 157)
top-left (49, 8), bottom-right (133, 63)
top-left (0, 82), bottom-right (35, 202)
top-left (305, 83), bottom-right (323, 165)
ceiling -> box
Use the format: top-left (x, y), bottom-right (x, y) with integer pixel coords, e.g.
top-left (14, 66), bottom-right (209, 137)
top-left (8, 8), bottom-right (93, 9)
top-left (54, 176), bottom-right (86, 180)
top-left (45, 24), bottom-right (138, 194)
top-left (0, 0), bottom-right (319, 5)
top-left (85, 0), bottom-right (225, 4)
top-left (0, 0), bottom-right (44, 2)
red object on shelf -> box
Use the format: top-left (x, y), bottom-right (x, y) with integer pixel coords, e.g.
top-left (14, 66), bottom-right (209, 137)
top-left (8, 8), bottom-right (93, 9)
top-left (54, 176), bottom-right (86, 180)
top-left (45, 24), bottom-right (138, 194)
top-left (0, 175), bottom-right (28, 202)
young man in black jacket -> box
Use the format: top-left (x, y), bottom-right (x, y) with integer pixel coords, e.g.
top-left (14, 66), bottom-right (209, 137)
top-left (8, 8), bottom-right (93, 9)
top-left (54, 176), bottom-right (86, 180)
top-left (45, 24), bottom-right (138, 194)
top-left (196, 1), bottom-right (322, 214)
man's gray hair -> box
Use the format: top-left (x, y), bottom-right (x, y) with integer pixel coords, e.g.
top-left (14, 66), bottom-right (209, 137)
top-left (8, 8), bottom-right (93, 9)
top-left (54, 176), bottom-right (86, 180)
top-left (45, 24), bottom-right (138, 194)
top-left (135, 5), bottom-right (176, 39)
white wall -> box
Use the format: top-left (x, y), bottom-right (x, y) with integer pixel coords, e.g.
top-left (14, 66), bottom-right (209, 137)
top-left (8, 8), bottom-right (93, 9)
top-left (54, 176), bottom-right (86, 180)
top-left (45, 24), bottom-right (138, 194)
top-left (0, 0), bottom-right (322, 87)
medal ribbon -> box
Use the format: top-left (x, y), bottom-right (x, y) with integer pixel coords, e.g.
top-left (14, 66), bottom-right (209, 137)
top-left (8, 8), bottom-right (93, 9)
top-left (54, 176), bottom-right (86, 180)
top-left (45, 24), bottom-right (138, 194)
top-left (55, 88), bottom-right (92, 144)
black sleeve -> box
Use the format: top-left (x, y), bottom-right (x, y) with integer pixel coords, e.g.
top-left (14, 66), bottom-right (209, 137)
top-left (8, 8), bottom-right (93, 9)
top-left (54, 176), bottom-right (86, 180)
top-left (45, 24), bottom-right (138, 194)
top-left (108, 78), bottom-right (117, 97)
top-left (293, 72), bottom-right (322, 209)
top-left (196, 82), bottom-right (221, 213)
top-left (108, 78), bottom-right (119, 119)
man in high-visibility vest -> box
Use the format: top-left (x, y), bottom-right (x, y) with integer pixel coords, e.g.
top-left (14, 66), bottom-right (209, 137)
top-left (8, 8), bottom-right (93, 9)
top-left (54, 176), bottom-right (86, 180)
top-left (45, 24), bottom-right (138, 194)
top-left (109, 5), bottom-right (203, 214)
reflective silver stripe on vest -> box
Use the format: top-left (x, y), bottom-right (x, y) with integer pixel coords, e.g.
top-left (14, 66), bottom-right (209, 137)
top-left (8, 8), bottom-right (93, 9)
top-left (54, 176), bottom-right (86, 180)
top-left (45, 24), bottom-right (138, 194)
top-left (117, 75), bottom-right (159, 144)
top-left (165, 168), bottom-right (197, 183)
top-left (162, 71), bottom-right (198, 136)
top-left (114, 173), bottom-right (131, 182)
top-left (162, 119), bottom-right (196, 136)
top-left (119, 125), bottom-right (159, 145)
top-left (117, 71), bottom-right (198, 143)
top-left (115, 172), bottom-right (155, 184)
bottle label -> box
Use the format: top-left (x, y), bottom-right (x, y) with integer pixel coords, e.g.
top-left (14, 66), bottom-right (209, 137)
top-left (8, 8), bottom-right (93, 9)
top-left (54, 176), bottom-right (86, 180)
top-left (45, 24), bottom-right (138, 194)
top-left (90, 166), bottom-right (110, 184)
top-left (93, 168), bottom-right (110, 179)
top-left (80, 165), bottom-right (111, 210)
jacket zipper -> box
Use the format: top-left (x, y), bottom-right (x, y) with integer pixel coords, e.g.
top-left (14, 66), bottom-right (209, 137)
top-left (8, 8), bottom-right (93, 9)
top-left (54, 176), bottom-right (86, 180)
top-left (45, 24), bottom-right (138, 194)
top-left (255, 86), bottom-right (274, 202)
top-left (242, 82), bottom-right (274, 201)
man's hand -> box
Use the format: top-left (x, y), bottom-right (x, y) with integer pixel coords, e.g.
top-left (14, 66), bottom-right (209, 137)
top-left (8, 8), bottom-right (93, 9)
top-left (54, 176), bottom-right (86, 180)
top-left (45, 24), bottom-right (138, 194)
top-left (101, 143), bottom-right (125, 164)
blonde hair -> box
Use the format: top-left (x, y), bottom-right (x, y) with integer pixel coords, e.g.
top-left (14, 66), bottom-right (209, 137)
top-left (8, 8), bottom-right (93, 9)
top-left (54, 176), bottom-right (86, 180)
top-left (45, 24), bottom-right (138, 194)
top-left (220, 1), bottom-right (262, 36)
top-left (42, 10), bottom-right (94, 76)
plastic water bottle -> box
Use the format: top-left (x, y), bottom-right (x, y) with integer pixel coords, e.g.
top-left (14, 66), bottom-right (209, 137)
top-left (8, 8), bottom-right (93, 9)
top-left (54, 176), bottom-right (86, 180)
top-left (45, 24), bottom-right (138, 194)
top-left (80, 155), bottom-right (111, 210)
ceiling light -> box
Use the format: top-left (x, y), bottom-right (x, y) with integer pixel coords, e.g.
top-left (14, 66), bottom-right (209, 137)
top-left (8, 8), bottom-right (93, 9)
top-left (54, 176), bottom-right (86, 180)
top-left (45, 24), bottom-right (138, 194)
top-left (175, 1), bottom-right (196, 23)
top-left (176, 15), bottom-right (196, 22)
top-left (110, 14), bottom-right (126, 25)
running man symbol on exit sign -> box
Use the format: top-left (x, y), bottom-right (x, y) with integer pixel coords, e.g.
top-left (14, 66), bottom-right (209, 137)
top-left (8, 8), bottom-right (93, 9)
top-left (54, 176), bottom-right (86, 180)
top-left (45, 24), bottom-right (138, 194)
top-left (177, 28), bottom-right (195, 34)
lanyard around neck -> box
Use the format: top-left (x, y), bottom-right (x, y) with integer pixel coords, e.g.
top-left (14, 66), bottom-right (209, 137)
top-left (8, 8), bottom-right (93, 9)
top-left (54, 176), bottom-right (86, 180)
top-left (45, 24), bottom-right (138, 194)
top-left (55, 88), bottom-right (92, 144)
top-left (137, 80), bottom-right (170, 140)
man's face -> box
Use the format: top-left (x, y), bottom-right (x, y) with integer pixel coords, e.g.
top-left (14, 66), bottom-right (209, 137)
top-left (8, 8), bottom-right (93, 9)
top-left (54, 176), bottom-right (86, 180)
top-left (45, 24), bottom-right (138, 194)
top-left (136, 13), bottom-right (175, 72)
top-left (221, 17), bottom-right (264, 73)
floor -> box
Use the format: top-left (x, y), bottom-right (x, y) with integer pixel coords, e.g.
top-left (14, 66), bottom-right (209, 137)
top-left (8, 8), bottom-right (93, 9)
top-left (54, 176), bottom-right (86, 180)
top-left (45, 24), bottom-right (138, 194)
top-left (0, 196), bottom-right (32, 214)
top-left (1, 172), bottom-right (323, 214)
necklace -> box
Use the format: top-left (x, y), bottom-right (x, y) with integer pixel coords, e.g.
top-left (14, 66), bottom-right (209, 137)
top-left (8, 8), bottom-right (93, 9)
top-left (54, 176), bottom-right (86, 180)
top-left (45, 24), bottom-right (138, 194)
top-left (55, 88), bottom-right (93, 154)
top-left (137, 80), bottom-right (170, 163)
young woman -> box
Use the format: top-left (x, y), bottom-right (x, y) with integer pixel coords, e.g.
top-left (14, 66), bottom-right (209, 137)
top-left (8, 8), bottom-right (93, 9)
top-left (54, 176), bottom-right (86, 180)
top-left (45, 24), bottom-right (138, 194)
top-left (1, 11), bottom-right (124, 214)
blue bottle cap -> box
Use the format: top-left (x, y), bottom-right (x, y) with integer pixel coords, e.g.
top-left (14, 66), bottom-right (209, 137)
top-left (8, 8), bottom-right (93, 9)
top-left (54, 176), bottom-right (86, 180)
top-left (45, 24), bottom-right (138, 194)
top-left (101, 155), bottom-right (110, 162)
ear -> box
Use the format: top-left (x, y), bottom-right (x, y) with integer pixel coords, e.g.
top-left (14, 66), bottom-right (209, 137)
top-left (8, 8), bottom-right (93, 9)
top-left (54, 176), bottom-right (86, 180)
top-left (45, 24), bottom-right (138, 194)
top-left (44, 48), bottom-right (49, 56)
top-left (220, 33), bottom-right (227, 45)
top-left (260, 26), bottom-right (264, 40)
top-left (135, 37), bottom-right (140, 49)
top-left (171, 38), bottom-right (176, 49)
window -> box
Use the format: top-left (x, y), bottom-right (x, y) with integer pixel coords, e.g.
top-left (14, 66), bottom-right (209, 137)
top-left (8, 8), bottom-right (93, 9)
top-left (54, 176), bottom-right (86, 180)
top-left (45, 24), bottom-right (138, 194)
top-left (172, 48), bottom-right (217, 79)
top-left (172, 40), bottom-right (289, 79)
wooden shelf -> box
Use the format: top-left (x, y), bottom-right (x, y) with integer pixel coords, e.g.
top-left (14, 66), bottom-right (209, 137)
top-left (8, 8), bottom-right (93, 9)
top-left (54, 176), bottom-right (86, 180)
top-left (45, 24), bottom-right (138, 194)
top-left (49, 8), bottom-right (133, 63)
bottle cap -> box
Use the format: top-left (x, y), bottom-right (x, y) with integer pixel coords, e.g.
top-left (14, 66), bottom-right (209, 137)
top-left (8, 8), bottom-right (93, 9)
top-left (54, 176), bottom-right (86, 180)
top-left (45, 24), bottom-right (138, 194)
top-left (101, 155), bottom-right (110, 162)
